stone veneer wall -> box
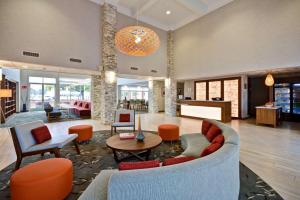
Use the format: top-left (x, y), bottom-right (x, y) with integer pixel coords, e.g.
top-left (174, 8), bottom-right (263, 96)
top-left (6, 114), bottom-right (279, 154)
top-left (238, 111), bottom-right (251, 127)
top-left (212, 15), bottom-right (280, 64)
top-left (100, 3), bottom-right (118, 124)
top-left (148, 80), bottom-right (164, 113)
top-left (91, 75), bottom-right (101, 119)
top-left (165, 31), bottom-right (177, 116)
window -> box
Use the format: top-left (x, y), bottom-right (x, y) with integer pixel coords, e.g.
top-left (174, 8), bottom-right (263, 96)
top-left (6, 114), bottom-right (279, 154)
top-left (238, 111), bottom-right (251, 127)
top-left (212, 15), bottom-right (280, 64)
top-left (29, 77), bottom-right (56, 110)
top-left (59, 77), bottom-right (91, 104)
top-left (120, 86), bottom-right (149, 101)
top-left (29, 77), bottom-right (56, 84)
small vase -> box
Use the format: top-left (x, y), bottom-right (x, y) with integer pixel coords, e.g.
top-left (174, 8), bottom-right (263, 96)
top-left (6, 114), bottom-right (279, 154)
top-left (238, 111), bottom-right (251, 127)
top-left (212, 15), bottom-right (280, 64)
top-left (135, 131), bottom-right (145, 142)
top-left (135, 112), bottom-right (144, 142)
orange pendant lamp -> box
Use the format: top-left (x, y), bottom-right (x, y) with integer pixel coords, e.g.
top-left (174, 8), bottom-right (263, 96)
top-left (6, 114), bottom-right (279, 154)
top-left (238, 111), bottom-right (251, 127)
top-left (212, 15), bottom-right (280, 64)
top-left (115, 25), bottom-right (160, 56)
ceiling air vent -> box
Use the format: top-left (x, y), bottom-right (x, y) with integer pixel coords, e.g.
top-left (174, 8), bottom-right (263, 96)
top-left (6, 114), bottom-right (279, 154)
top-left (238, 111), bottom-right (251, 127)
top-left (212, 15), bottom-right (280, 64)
top-left (23, 51), bottom-right (39, 57)
top-left (130, 67), bottom-right (138, 71)
top-left (151, 70), bottom-right (157, 73)
top-left (70, 58), bottom-right (82, 63)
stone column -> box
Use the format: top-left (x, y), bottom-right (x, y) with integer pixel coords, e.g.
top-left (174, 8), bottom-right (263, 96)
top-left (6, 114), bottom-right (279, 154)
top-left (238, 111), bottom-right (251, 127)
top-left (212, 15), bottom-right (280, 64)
top-left (148, 80), bottom-right (161, 113)
top-left (100, 3), bottom-right (117, 124)
top-left (91, 75), bottom-right (101, 119)
top-left (165, 31), bottom-right (177, 116)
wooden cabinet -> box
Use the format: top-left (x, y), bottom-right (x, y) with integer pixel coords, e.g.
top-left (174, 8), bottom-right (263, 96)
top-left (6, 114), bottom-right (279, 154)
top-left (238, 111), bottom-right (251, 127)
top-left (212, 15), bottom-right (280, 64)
top-left (256, 106), bottom-right (281, 127)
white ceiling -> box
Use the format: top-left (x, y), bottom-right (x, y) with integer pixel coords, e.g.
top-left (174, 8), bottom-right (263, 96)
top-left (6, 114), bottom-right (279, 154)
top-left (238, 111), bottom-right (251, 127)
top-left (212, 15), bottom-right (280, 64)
top-left (89, 0), bottom-right (234, 30)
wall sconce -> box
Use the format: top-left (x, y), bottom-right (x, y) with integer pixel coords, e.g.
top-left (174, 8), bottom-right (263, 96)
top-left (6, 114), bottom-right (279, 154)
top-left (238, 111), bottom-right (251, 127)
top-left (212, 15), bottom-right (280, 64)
top-left (148, 80), bottom-right (153, 89)
top-left (165, 78), bottom-right (170, 88)
top-left (105, 71), bottom-right (116, 84)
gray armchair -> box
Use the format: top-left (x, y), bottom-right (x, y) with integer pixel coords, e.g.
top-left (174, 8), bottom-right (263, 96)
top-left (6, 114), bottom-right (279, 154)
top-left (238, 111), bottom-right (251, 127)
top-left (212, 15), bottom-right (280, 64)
top-left (10, 120), bottom-right (80, 170)
top-left (111, 109), bottom-right (135, 136)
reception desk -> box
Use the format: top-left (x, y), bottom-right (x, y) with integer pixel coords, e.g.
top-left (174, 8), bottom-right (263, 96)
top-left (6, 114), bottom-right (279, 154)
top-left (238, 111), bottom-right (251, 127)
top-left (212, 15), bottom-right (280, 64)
top-left (179, 100), bottom-right (232, 123)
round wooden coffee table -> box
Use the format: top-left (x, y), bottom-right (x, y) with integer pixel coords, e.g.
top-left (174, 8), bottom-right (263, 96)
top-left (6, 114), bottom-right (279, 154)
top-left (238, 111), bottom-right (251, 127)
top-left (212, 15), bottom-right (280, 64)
top-left (106, 132), bottom-right (162, 162)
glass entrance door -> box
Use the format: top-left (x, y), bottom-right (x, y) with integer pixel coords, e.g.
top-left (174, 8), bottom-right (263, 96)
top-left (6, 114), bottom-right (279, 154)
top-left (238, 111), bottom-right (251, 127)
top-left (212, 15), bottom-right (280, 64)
top-left (29, 77), bottom-right (57, 110)
top-left (44, 84), bottom-right (55, 106)
top-left (29, 84), bottom-right (43, 110)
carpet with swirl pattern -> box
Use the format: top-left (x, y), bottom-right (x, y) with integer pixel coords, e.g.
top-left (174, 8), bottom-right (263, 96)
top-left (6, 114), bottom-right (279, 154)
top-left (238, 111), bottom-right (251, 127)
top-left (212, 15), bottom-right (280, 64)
top-left (0, 130), bottom-right (283, 200)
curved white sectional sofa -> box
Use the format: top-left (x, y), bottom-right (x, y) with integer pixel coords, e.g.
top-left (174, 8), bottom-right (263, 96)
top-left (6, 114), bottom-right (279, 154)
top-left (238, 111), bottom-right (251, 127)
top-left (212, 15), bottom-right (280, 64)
top-left (79, 119), bottom-right (240, 200)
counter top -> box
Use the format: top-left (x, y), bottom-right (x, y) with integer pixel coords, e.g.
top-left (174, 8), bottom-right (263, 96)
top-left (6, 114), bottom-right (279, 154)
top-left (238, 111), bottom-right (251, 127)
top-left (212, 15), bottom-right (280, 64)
top-left (179, 100), bottom-right (232, 123)
top-left (256, 106), bottom-right (282, 110)
top-left (178, 100), bottom-right (231, 103)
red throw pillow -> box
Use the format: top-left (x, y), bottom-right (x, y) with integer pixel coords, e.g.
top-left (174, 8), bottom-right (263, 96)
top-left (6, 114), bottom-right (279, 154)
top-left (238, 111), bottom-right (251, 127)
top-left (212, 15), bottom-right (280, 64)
top-left (162, 156), bottom-right (195, 166)
top-left (73, 101), bottom-right (78, 106)
top-left (119, 114), bottom-right (130, 122)
top-left (201, 120), bottom-right (212, 135)
top-left (200, 143), bottom-right (222, 157)
top-left (31, 126), bottom-right (52, 144)
top-left (78, 102), bottom-right (83, 107)
top-left (85, 103), bottom-right (90, 109)
top-left (212, 134), bottom-right (225, 145)
top-left (119, 160), bottom-right (160, 171)
top-left (205, 125), bottom-right (222, 142)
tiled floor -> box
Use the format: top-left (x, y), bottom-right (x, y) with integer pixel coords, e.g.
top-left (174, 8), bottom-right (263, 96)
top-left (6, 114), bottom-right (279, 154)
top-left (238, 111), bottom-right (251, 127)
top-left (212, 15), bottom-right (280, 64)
top-left (0, 113), bottom-right (299, 200)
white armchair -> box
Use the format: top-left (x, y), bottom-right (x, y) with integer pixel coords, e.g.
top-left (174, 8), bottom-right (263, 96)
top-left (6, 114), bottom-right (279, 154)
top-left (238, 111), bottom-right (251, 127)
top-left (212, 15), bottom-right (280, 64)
top-left (10, 120), bottom-right (80, 170)
top-left (111, 109), bottom-right (135, 136)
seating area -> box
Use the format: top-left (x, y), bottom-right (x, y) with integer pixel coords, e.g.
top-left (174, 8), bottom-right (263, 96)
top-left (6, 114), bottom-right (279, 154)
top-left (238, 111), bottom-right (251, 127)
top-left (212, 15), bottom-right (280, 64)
top-left (79, 119), bottom-right (239, 200)
top-left (71, 101), bottom-right (91, 118)
top-left (1, 0), bottom-right (300, 199)
top-left (44, 102), bottom-right (62, 121)
top-left (10, 120), bottom-right (80, 170)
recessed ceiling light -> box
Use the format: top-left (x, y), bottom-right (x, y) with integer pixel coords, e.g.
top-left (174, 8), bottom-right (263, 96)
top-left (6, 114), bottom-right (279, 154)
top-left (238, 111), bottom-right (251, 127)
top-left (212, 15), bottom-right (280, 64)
top-left (166, 10), bottom-right (171, 15)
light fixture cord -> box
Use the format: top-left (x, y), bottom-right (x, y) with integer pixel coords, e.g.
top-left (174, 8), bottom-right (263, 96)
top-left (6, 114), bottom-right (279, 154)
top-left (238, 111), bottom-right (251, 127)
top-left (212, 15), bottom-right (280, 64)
top-left (136, 5), bottom-right (139, 26)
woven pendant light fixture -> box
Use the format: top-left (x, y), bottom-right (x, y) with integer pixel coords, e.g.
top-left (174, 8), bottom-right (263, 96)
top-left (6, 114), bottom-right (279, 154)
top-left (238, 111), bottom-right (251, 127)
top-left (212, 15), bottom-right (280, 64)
top-left (115, 6), bottom-right (160, 57)
top-left (115, 26), bottom-right (160, 56)
top-left (265, 73), bottom-right (274, 86)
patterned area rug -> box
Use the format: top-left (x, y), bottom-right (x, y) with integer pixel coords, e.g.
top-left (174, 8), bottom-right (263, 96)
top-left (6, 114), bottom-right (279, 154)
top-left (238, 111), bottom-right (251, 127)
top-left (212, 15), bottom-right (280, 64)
top-left (0, 111), bottom-right (83, 128)
top-left (0, 130), bottom-right (283, 200)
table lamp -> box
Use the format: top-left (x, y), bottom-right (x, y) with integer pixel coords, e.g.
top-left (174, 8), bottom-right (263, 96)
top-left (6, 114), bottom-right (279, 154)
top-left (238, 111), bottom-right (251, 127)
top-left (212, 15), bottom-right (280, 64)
top-left (0, 89), bottom-right (12, 123)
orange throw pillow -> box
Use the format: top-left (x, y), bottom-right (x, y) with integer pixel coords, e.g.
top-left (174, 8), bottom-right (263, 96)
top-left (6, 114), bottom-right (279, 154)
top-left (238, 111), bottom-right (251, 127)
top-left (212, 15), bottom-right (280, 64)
top-left (200, 143), bottom-right (222, 157)
top-left (206, 125), bottom-right (222, 142)
top-left (201, 120), bottom-right (212, 136)
top-left (119, 114), bottom-right (130, 122)
top-left (31, 126), bottom-right (52, 144)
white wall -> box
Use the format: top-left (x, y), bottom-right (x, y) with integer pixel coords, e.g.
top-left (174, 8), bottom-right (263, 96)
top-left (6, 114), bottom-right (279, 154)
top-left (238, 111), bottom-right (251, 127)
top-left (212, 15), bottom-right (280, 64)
top-left (0, 0), bottom-right (167, 77)
top-left (0, 0), bottom-right (101, 71)
top-left (174, 0), bottom-right (300, 80)
top-left (116, 13), bottom-right (167, 77)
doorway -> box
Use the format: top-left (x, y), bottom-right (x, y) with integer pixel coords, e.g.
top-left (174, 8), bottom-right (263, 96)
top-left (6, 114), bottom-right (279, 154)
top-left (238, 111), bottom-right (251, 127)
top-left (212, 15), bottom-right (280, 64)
top-left (29, 77), bottom-right (56, 110)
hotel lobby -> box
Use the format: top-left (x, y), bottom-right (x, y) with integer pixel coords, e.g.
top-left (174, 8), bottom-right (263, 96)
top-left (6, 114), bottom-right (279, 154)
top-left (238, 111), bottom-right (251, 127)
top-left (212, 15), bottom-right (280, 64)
top-left (0, 0), bottom-right (300, 199)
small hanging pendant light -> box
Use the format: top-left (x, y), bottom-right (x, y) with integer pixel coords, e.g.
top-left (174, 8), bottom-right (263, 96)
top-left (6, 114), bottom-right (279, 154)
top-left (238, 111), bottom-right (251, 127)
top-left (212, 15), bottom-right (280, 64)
top-left (265, 73), bottom-right (274, 87)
